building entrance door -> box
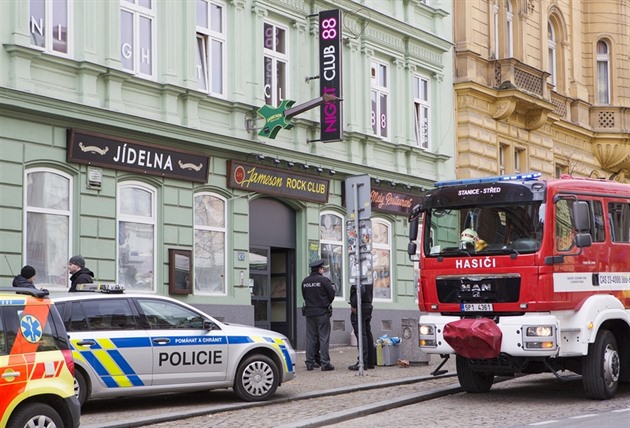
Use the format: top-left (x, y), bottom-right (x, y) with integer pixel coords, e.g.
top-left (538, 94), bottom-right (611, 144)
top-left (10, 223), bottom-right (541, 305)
top-left (249, 198), bottom-right (296, 345)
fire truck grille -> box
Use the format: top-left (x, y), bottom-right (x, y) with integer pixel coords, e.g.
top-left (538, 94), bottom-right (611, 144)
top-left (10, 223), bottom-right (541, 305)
top-left (436, 275), bottom-right (520, 303)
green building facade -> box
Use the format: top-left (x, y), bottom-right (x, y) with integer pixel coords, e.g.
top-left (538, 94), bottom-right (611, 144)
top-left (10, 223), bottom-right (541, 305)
top-left (0, 0), bottom-right (454, 351)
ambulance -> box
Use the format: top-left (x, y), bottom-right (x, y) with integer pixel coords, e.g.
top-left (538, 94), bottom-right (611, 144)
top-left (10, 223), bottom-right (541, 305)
top-left (407, 173), bottom-right (630, 399)
top-left (0, 287), bottom-right (80, 427)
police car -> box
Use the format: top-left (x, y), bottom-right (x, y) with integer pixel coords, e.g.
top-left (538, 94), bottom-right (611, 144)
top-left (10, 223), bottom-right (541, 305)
top-left (0, 287), bottom-right (81, 428)
top-left (52, 284), bottom-right (296, 405)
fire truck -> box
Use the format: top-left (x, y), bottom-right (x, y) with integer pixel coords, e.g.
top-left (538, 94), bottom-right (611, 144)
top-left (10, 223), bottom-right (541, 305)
top-left (407, 172), bottom-right (630, 400)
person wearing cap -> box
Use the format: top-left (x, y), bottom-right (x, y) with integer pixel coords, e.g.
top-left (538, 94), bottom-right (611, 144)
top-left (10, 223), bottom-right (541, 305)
top-left (68, 255), bottom-right (95, 292)
top-left (301, 258), bottom-right (336, 371)
top-left (460, 228), bottom-right (488, 252)
top-left (12, 265), bottom-right (37, 289)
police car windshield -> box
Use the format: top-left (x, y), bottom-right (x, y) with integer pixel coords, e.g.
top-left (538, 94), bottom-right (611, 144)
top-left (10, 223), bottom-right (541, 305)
top-left (424, 202), bottom-right (544, 257)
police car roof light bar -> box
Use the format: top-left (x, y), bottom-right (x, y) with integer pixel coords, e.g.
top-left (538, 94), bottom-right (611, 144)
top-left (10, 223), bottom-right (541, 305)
top-left (434, 172), bottom-right (542, 188)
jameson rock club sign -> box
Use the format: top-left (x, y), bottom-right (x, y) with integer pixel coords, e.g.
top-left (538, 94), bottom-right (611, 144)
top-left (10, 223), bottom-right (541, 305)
top-left (67, 129), bottom-right (210, 183)
top-left (227, 161), bottom-right (330, 203)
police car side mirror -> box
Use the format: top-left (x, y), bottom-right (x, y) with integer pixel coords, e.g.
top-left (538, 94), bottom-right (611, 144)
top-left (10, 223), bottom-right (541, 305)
top-left (204, 320), bottom-right (218, 331)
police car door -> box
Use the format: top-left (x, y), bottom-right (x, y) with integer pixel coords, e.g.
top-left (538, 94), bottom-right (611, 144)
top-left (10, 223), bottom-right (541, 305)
top-left (134, 297), bottom-right (228, 385)
top-left (66, 298), bottom-right (152, 390)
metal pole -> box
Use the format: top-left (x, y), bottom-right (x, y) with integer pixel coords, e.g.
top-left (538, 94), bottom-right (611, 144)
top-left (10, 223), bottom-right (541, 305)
top-left (353, 182), bottom-right (365, 376)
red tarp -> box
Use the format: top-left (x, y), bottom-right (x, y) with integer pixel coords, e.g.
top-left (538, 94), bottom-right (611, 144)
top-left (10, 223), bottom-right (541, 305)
top-left (443, 318), bottom-right (502, 359)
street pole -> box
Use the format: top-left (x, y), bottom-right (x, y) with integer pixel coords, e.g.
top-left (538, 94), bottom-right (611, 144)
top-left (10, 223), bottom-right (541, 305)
top-left (353, 182), bottom-right (365, 376)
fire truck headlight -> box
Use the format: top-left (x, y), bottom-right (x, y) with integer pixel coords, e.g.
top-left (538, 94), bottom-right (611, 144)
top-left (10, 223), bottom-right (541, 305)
top-left (418, 324), bottom-right (437, 347)
top-left (522, 325), bottom-right (556, 351)
top-left (526, 326), bottom-right (553, 337)
top-left (419, 324), bottom-right (434, 336)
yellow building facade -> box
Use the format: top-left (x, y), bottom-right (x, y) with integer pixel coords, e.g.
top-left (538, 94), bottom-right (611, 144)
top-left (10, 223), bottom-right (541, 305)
top-left (454, 0), bottom-right (630, 181)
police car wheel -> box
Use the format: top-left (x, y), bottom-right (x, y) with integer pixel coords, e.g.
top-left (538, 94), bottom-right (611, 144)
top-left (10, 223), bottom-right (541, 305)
top-left (7, 402), bottom-right (64, 428)
top-left (74, 369), bottom-right (88, 406)
top-left (234, 354), bottom-right (279, 402)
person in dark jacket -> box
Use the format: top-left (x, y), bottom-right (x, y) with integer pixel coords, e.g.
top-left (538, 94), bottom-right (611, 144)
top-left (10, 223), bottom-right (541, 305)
top-left (68, 255), bottom-right (94, 292)
top-left (301, 259), bottom-right (336, 371)
top-left (12, 265), bottom-right (37, 289)
top-left (348, 282), bottom-right (376, 370)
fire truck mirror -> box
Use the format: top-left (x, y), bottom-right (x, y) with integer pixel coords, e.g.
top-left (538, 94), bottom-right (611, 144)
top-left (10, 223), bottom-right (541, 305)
top-left (572, 201), bottom-right (591, 233)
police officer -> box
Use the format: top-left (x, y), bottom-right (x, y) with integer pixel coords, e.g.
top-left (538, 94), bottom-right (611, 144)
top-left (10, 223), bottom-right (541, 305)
top-left (301, 259), bottom-right (336, 371)
top-left (348, 282), bottom-right (376, 370)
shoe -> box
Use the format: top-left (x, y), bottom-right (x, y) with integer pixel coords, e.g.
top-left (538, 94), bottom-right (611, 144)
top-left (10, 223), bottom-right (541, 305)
top-left (348, 363), bottom-right (360, 371)
top-left (367, 365), bottom-right (375, 369)
top-left (305, 362), bottom-right (320, 371)
top-left (321, 364), bottom-right (335, 371)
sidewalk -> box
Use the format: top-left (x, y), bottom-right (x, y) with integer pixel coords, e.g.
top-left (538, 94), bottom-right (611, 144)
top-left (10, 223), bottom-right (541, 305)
top-left (277, 345), bottom-right (457, 396)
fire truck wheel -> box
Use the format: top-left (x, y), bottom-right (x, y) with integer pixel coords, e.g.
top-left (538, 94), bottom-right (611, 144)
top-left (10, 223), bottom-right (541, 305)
top-left (582, 329), bottom-right (620, 400)
top-left (455, 355), bottom-right (494, 393)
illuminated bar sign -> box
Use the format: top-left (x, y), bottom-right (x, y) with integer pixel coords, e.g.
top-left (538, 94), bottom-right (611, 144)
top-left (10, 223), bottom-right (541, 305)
top-left (319, 9), bottom-right (343, 143)
top-left (227, 160), bottom-right (330, 203)
top-left (370, 187), bottom-right (420, 216)
top-left (67, 129), bottom-right (209, 183)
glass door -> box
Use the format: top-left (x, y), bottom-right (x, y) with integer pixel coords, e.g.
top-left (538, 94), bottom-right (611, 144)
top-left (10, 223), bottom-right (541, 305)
top-left (249, 246), bottom-right (270, 330)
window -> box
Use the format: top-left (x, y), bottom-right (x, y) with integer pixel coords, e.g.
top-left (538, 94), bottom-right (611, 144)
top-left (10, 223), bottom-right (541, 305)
top-left (596, 40), bottom-right (611, 104)
top-left (68, 299), bottom-right (138, 331)
top-left (514, 147), bottom-right (525, 173)
top-left (137, 298), bottom-right (205, 329)
top-left (505, 0), bottom-right (513, 58)
top-left (372, 219), bottom-right (392, 300)
top-left (120, 0), bottom-right (155, 78)
top-left (29, 0), bottom-right (70, 55)
top-left (608, 203), bottom-right (630, 243)
top-left (548, 22), bottom-right (557, 87)
top-left (413, 74), bottom-right (430, 149)
top-left (263, 22), bottom-right (288, 106)
top-left (117, 182), bottom-right (156, 291)
top-left (25, 169), bottom-right (71, 289)
top-left (499, 144), bottom-right (507, 175)
top-left (492, 1), bottom-right (499, 58)
top-left (320, 212), bottom-right (344, 298)
top-left (194, 193), bottom-right (227, 294)
top-left (196, 0), bottom-right (225, 96)
top-left (371, 60), bottom-right (389, 139)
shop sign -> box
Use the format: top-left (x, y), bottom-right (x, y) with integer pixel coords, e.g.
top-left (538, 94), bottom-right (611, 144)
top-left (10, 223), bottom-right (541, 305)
top-left (227, 160), bottom-right (329, 203)
top-left (319, 9), bottom-right (343, 143)
top-left (67, 129), bottom-right (210, 183)
top-left (370, 187), bottom-right (420, 215)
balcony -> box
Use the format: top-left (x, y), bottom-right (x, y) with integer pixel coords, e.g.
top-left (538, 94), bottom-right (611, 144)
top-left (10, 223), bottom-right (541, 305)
top-left (591, 107), bottom-right (630, 171)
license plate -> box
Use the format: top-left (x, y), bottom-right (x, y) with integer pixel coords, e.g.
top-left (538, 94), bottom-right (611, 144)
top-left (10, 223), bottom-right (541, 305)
top-left (461, 303), bottom-right (493, 312)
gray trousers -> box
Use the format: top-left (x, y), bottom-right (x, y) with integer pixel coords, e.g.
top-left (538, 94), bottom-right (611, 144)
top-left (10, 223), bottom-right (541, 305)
top-left (305, 313), bottom-right (331, 366)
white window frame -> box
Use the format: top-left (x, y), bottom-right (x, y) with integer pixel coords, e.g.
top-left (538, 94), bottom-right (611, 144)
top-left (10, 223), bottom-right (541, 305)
top-left (120, 0), bottom-right (156, 79)
top-left (596, 40), bottom-right (611, 105)
top-left (547, 22), bottom-right (557, 87)
top-left (263, 21), bottom-right (289, 106)
top-left (195, 0), bottom-right (226, 98)
top-left (492, 1), bottom-right (499, 58)
top-left (371, 59), bottom-right (390, 140)
top-left (24, 168), bottom-right (72, 290)
top-left (505, 0), bottom-right (513, 58)
top-left (372, 218), bottom-right (393, 302)
top-left (29, 0), bottom-right (72, 56)
top-left (320, 211), bottom-right (345, 300)
top-left (193, 192), bottom-right (228, 295)
top-left (413, 74), bottom-right (431, 150)
top-left (117, 181), bottom-right (157, 292)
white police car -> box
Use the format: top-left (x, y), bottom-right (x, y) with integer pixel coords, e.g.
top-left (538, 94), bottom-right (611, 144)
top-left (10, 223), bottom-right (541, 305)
top-left (52, 285), bottom-right (296, 405)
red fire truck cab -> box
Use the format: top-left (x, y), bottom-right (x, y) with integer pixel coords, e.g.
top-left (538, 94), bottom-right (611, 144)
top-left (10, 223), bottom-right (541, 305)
top-left (407, 173), bottom-right (630, 400)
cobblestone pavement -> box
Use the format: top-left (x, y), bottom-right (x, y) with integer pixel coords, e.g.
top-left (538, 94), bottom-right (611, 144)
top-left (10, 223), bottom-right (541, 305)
top-left (81, 346), bottom-right (456, 427)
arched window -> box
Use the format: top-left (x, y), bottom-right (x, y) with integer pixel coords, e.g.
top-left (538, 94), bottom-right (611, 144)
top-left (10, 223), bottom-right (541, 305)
top-left (194, 192), bottom-right (227, 294)
top-left (596, 40), bottom-right (611, 104)
top-left (372, 219), bottom-right (392, 301)
top-left (117, 182), bottom-right (156, 291)
top-left (547, 22), bottom-right (557, 87)
top-left (320, 212), bottom-right (344, 298)
top-left (25, 169), bottom-right (71, 289)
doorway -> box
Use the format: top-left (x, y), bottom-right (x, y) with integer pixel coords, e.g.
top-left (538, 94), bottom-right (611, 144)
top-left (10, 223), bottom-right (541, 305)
top-left (249, 198), bottom-right (296, 345)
